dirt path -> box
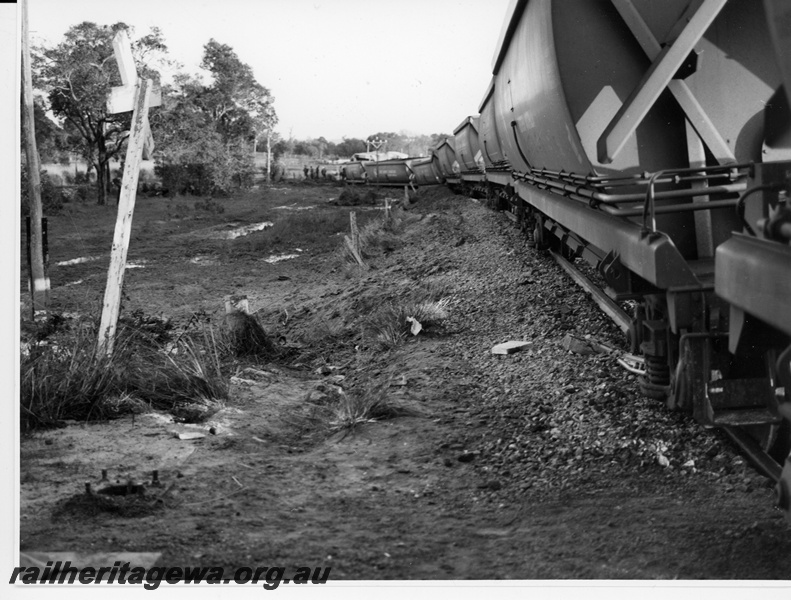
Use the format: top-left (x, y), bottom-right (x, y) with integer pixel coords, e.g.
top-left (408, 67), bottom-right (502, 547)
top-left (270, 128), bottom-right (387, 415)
top-left (19, 185), bottom-right (791, 581)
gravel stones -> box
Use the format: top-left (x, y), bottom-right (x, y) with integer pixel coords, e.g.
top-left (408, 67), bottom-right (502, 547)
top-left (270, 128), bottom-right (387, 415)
top-left (396, 192), bottom-right (761, 503)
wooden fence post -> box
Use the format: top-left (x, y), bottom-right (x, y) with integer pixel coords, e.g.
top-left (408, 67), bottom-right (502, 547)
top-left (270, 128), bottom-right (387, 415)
top-left (344, 211), bottom-right (366, 268)
top-left (21, 0), bottom-right (49, 319)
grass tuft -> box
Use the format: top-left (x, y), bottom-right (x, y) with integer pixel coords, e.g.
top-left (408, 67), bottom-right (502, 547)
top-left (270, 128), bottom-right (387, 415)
top-left (326, 377), bottom-right (424, 432)
top-left (363, 298), bottom-right (450, 350)
top-left (20, 314), bottom-right (228, 431)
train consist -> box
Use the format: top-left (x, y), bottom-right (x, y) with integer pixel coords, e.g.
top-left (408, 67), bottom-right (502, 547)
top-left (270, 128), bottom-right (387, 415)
top-left (345, 0), bottom-right (791, 519)
top-left (340, 155), bottom-right (444, 187)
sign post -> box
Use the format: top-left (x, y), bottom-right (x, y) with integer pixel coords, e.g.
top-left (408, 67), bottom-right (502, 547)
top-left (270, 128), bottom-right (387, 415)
top-left (97, 31), bottom-right (160, 355)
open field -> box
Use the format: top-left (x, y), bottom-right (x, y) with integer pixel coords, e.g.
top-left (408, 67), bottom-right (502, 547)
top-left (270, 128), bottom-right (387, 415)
top-left (20, 182), bottom-right (380, 322)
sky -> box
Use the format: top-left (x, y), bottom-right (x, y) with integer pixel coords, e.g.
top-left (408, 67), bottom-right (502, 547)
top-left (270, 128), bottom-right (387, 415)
top-left (25, 0), bottom-right (513, 142)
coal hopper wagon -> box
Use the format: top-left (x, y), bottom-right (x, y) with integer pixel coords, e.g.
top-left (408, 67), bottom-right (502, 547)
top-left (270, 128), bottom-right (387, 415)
top-left (451, 0), bottom-right (791, 518)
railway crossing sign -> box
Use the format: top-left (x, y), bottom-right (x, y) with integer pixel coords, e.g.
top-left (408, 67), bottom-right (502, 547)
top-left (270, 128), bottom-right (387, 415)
top-left (97, 30), bottom-right (160, 355)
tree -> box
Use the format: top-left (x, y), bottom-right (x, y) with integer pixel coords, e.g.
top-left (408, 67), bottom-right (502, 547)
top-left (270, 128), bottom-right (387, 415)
top-left (151, 40), bottom-right (277, 195)
top-left (21, 97), bottom-right (70, 164)
top-left (332, 137), bottom-right (366, 158)
top-left (270, 138), bottom-right (292, 161)
top-left (292, 141), bottom-right (312, 156)
top-left (313, 136), bottom-right (328, 159)
top-left (34, 22), bottom-right (170, 204)
top-left (199, 39), bottom-right (277, 146)
top-left (151, 75), bottom-right (247, 195)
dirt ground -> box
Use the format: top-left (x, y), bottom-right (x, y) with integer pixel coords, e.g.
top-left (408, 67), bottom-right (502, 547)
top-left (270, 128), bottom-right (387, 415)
top-left (18, 182), bottom-right (791, 585)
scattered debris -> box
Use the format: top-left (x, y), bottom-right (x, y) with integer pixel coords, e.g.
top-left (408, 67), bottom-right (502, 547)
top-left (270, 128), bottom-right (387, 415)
top-left (172, 431), bottom-right (206, 440)
top-left (491, 341), bottom-right (532, 355)
top-left (618, 353), bottom-right (647, 376)
top-left (561, 334), bottom-right (618, 356)
top-left (406, 316), bottom-right (423, 336)
top-left (561, 334), bottom-right (596, 356)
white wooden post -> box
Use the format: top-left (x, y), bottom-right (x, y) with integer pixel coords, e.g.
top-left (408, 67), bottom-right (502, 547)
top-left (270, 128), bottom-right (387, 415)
top-left (21, 0), bottom-right (49, 318)
top-left (266, 131), bottom-right (272, 184)
top-left (97, 31), bottom-right (160, 355)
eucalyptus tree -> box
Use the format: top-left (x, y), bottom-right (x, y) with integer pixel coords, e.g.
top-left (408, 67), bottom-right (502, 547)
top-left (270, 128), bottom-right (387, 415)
top-left (34, 21), bottom-right (170, 204)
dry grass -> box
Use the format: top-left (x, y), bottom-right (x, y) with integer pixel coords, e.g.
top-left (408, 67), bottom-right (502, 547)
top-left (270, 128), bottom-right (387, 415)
top-left (363, 299), bottom-right (450, 350)
top-left (20, 314), bottom-right (228, 431)
top-left (324, 376), bottom-right (425, 433)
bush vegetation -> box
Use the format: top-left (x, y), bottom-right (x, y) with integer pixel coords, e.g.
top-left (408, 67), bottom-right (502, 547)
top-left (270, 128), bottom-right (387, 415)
top-left (20, 312), bottom-right (228, 431)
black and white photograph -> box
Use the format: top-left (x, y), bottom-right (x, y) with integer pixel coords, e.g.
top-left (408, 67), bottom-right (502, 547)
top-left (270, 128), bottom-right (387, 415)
top-left (9, 0), bottom-right (791, 594)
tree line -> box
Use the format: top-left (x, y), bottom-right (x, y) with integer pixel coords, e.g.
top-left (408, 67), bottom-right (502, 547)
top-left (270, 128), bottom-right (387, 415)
top-left (26, 22), bottom-right (450, 204)
top-left (273, 132), bottom-right (450, 163)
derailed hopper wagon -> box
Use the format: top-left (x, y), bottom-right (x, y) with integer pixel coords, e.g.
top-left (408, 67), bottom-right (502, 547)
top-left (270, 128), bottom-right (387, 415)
top-left (469, 0), bottom-right (791, 516)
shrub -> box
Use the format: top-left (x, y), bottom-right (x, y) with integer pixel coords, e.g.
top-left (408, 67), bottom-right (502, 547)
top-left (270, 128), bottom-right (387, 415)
top-left (155, 138), bottom-right (257, 197)
top-left (20, 313), bottom-right (228, 431)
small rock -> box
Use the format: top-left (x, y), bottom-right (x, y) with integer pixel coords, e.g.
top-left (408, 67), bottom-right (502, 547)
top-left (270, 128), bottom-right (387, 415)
top-left (457, 452), bottom-right (475, 463)
top-left (491, 341), bottom-right (532, 355)
top-left (477, 480), bottom-right (502, 491)
top-left (561, 334), bottom-right (595, 356)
